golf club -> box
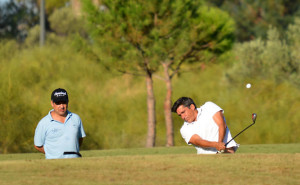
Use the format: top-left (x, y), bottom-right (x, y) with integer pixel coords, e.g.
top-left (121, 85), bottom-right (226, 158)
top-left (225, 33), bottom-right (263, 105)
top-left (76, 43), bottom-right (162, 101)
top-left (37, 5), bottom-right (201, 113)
top-left (219, 113), bottom-right (257, 153)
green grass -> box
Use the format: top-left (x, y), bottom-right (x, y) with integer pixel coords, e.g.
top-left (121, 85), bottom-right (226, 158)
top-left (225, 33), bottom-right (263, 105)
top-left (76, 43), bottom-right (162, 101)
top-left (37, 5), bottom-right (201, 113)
top-left (0, 144), bottom-right (299, 185)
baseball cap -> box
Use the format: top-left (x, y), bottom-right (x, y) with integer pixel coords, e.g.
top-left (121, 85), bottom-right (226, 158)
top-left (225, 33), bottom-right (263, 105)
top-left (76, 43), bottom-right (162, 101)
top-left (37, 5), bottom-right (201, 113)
top-left (51, 88), bottom-right (69, 103)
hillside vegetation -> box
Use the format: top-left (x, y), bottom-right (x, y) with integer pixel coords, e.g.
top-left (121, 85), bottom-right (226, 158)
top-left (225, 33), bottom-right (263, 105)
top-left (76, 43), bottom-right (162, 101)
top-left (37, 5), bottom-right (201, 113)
top-left (1, 3), bottom-right (300, 154)
top-left (0, 37), bottom-right (299, 153)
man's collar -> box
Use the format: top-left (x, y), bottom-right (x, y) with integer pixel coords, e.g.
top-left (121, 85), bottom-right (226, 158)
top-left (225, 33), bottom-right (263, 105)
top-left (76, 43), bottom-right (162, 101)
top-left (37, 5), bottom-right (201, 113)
top-left (196, 108), bottom-right (202, 121)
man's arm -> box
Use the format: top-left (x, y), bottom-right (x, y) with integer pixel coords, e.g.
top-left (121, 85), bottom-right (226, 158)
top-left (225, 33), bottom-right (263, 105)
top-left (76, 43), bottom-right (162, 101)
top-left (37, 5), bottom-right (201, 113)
top-left (34, 145), bottom-right (45, 154)
top-left (189, 134), bottom-right (225, 151)
top-left (213, 111), bottom-right (227, 142)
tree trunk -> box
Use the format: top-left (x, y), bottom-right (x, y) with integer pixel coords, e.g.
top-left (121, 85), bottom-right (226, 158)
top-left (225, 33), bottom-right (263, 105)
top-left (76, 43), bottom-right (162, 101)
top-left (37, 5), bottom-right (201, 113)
top-left (145, 73), bottom-right (156, 147)
top-left (71, 0), bottom-right (81, 16)
top-left (162, 63), bottom-right (174, 146)
top-left (39, 0), bottom-right (45, 47)
top-left (71, 0), bottom-right (99, 16)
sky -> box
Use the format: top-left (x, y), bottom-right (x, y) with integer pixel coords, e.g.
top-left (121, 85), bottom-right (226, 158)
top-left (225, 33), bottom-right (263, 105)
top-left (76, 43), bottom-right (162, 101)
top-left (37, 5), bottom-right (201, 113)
top-left (0, 0), bottom-right (9, 5)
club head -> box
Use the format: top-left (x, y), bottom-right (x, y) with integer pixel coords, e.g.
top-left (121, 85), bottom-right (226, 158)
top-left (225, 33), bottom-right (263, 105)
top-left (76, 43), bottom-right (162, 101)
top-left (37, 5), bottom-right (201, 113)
top-left (252, 113), bottom-right (257, 123)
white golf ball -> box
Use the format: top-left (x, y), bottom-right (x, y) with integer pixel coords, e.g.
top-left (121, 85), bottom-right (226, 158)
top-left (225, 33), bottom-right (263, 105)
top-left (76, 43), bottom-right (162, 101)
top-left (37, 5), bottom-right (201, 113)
top-left (246, 83), bottom-right (251, 88)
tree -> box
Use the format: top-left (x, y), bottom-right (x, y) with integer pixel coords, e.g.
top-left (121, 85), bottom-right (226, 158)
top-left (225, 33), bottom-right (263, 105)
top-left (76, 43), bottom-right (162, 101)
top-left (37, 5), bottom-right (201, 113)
top-left (48, 6), bottom-right (87, 37)
top-left (39, 0), bottom-right (45, 46)
top-left (0, 0), bottom-right (38, 41)
top-left (225, 19), bottom-right (300, 88)
top-left (209, 0), bottom-right (300, 41)
top-left (82, 0), bottom-right (235, 147)
top-left (160, 5), bottom-right (235, 146)
top-left (34, 0), bottom-right (69, 15)
top-left (0, 0), bottom-right (72, 42)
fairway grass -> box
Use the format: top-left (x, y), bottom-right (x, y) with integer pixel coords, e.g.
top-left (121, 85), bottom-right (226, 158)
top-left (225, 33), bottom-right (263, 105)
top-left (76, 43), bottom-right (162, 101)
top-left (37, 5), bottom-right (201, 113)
top-left (0, 144), bottom-right (299, 185)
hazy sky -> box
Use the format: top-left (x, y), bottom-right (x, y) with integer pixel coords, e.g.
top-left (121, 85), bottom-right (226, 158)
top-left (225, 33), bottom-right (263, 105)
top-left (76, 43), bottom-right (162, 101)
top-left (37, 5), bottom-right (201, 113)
top-left (0, 0), bottom-right (9, 4)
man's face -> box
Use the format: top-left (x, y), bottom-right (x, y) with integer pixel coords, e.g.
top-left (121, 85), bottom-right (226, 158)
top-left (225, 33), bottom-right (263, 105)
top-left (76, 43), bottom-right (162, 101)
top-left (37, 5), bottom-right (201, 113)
top-left (176, 104), bottom-right (197, 123)
top-left (51, 101), bottom-right (68, 117)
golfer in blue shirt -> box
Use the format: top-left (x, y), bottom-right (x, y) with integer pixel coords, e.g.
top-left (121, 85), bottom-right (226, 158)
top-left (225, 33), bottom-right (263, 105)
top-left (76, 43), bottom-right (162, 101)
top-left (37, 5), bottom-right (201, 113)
top-left (34, 88), bottom-right (86, 159)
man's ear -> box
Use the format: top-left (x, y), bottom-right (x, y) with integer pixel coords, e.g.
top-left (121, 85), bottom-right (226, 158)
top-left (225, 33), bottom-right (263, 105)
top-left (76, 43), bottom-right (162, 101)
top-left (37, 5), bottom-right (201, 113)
top-left (190, 104), bottom-right (195, 110)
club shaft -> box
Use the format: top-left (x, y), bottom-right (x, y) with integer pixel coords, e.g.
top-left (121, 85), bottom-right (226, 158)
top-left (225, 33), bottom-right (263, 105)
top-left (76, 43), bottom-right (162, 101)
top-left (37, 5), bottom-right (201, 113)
top-left (225, 122), bottom-right (255, 146)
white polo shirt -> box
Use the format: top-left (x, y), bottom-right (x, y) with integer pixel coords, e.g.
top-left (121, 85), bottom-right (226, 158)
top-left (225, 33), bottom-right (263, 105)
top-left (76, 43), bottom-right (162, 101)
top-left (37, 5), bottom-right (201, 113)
top-left (180, 101), bottom-right (239, 154)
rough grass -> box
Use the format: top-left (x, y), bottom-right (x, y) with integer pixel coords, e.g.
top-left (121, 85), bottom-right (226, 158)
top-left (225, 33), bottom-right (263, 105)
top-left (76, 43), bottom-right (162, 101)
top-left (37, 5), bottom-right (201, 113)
top-left (0, 144), bottom-right (299, 185)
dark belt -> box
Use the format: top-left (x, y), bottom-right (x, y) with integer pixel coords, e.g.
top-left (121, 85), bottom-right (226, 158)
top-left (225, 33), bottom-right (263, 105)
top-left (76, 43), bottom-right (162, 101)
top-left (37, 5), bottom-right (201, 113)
top-left (63, 151), bottom-right (82, 157)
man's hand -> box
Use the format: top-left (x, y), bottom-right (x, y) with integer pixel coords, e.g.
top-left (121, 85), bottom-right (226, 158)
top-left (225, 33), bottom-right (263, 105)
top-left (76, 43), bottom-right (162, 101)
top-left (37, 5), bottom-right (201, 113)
top-left (215, 142), bottom-right (226, 151)
top-left (34, 145), bottom-right (45, 154)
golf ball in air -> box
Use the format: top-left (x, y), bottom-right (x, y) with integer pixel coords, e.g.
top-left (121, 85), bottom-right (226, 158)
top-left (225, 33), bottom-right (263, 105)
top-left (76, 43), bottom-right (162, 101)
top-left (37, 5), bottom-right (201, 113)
top-left (246, 83), bottom-right (251, 88)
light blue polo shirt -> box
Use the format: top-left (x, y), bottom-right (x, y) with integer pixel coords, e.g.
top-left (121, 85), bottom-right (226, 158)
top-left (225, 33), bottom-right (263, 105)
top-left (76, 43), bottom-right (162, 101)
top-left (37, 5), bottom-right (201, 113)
top-left (34, 110), bottom-right (86, 159)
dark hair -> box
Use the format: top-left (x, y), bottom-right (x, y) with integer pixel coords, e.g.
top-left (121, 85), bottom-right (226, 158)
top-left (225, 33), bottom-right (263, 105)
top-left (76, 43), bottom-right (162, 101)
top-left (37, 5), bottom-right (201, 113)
top-left (171, 97), bottom-right (197, 113)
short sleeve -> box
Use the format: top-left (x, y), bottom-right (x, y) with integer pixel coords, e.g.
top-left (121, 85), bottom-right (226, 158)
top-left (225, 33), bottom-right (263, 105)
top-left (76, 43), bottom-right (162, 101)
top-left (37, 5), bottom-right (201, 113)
top-left (34, 121), bottom-right (46, 147)
top-left (202, 101), bottom-right (223, 116)
top-left (180, 126), bottom-right (193, 145)
top-left (78, 118), bottom-right (86, 138)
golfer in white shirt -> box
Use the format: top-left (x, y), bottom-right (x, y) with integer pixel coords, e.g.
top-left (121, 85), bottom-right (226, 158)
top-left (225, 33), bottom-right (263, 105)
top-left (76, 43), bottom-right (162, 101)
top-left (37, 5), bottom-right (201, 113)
top-left (172, 97), bottom-right (239, 154)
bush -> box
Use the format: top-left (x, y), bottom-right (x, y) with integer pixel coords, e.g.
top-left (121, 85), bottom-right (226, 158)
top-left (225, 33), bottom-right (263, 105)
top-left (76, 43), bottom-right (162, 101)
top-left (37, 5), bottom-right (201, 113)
top-left (0, 40), bottom-right (19, 61)
top-left (24, 25), bottom-right (40, 47)
top-left (48, 6), bottom-right (87, 37)
top-left (225, 19), bottom-right (300, 88)
top-left (287, 18), bottom-right (300, 86)
top-left (0, 62), bottom-right (41, 153)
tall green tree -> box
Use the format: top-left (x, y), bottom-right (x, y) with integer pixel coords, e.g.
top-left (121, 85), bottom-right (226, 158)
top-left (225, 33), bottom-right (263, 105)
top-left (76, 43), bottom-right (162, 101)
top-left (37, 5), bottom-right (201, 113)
top-left (83, 0), bottom-right (235, 147)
